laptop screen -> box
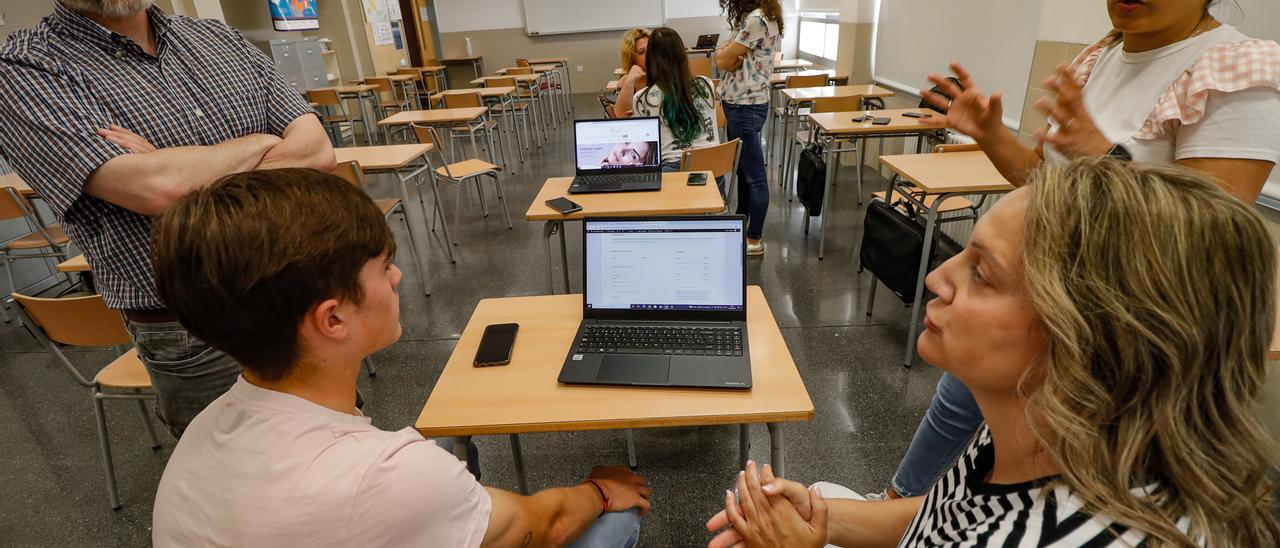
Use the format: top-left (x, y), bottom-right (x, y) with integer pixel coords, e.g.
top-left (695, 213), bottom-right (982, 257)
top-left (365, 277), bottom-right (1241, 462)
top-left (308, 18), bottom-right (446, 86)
top-left (574, 118), bottom-right (662, 172)
top-left (584, 218), bottom-right (745, 312)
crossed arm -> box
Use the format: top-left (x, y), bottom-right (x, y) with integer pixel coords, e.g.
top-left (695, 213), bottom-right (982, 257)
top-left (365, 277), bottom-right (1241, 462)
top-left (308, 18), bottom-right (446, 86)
top-left (716, 41), bottom-right (750, 73)
top-left (85, 113), bottom-right (335, 216)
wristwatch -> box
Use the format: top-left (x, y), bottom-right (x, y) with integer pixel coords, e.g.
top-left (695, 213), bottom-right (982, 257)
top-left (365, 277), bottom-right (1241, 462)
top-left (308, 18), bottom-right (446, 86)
top-left (1106, 143), bottom-right (1133, 162)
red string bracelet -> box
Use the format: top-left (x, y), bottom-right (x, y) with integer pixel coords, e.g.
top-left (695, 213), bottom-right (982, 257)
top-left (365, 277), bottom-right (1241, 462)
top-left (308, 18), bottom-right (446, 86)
top-left (583, 480), bottom-right (608, 517)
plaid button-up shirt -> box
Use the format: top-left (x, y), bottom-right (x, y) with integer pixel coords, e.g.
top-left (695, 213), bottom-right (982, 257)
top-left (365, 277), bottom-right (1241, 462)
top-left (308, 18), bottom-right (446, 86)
top-left (0, 3), bottom-right (313, 310)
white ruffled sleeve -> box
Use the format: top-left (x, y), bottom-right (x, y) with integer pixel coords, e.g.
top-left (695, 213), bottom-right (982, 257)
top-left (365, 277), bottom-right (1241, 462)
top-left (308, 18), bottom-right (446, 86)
top-left (1136, 39), bottom-right (1280, 140)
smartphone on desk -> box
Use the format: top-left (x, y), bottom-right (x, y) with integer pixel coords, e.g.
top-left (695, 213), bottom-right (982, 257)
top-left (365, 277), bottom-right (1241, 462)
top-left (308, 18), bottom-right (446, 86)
top-left (474, 323), bottom-right (519, 367)
top-left (902, 112), bottom-right (932, 119)
top-left (687, 173), bottom-right (708, 186)
top-left (546, 197), bottom-right (582, 215)
top-left (872, 117), bottom-right (892, 125)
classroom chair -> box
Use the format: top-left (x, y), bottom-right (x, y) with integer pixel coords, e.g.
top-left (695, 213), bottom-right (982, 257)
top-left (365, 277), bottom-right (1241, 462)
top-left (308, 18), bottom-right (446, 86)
top-left (366, 76), bottom-right (408, 120)
top-left (689, 56), bottom-right (713, 79)
top-left (783, 95), bottom-right (862, 201)
top-left (331, 160), bottom-right (429, 299)
top-left (506, 67), bottom-right (553, 139)
top-left (411, 124), bottom-right (512, 247)
top-left (680, 138), bottom-right (743, 210)
top-left (442, 92), bottom-right (510, 172)
top-left (769, 73), bottom-right (832, 168)
top-left (307, 88), bottom-right (363, 147)
top-left (11, 292), bottom-right (162, 510)
top-left (398, 67), bottom-right (435, 108)
top-left (486, 76), bottom-right (532, 161)
top-left (1, 187), bottom-right (73, 323)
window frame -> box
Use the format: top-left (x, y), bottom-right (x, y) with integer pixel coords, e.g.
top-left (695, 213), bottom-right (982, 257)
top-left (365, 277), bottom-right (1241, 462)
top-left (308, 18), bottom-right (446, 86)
top-left (796, 11), bottom-right (839, 67)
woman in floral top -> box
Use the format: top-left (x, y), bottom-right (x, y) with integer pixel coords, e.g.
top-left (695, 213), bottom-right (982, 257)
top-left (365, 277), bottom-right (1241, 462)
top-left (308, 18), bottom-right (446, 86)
top-left (715, 0), bottom-right (782, 256)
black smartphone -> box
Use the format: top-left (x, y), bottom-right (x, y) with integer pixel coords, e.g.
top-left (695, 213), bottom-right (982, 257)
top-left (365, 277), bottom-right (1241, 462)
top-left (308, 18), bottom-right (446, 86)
top-left (853, 114), bottom-right (873, 122)
top-left (474, 323), bottom-right (519, 367)
top-left (545, 197), bottom-right (582, 215)
top-left (687, 173), bottom-right (708, 186)
top-left (872, 117), bottom-right (892, 125)
top-left (903, 112), bottom-right (932, 119)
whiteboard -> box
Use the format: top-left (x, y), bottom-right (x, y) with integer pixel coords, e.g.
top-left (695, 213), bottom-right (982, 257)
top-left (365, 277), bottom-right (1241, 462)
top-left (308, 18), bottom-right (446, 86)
top-left (523, 0), bottom-right (664, 36)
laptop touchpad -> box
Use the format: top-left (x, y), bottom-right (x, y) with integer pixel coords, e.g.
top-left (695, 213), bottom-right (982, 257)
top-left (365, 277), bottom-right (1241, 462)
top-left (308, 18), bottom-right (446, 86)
top-left (597, 355), bottom-right (671, 384)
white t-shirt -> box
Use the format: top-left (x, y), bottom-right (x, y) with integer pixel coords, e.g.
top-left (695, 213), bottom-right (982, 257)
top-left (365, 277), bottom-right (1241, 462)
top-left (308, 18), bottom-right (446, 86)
top-left (632, 76), bottom-right (719, 164)
top-left (1045, 25), bottom-right (1280, 165)
top-left (153, 377), bottom-right (491, 547)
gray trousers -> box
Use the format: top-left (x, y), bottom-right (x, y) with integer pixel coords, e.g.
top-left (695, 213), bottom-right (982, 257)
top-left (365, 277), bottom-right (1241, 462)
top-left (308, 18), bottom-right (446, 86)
top-left (124, 320), bottom-right (240, 439)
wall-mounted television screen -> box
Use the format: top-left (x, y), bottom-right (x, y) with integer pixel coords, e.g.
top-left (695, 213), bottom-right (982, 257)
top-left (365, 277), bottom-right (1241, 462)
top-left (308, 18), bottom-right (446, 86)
top-left (269, 0), bottom-right (320, 31)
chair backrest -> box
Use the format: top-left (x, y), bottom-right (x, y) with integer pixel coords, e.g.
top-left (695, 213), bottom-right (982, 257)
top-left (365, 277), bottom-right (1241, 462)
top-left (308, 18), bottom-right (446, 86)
top-left (688, 57), bottom-right (713, 79)
top-left (598, 94), bottom-right (617, 119)
top-left (516, 58), bottom-right (532, 68)
top-left (307, 88), bottom-right (342, 107)
top-left (786, 74), bottom-right (828, 89)
top-left (12, 293), bottom-right (131, 347)
top-left (366, 76), bottom-right (395, 93)
top-left (507, 67), bottom-right (534, 76)
top-left (932, 143), bottom-right (982, 154)
top-left (397, 68), bottom-right (422, 80)
top-left (444, 92), bottom-right (483, 109)
top-left (331, 160), bottom-right (367, 189)
top-left (488, 77), bottom-right (517, 89)
top-left (680, 138), bottom-right (742, 179)
top-left (410, 124), bottom-right (455, 178)
top-left (810, 95), bottom-right (861, 114)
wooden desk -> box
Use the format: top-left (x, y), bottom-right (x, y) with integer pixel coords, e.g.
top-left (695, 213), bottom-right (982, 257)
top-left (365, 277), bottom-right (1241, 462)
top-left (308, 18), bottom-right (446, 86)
top-left (442, 56), bottom-right (485, 80)
top-left (774, 59), bottom-right (814, 72)
top-left (378, 106), bottom-right (487, 128)
top-left (334, 144), bottom-right (447, 279)
top-left (314, 84), bottom-right (379, 143)
top-left (613, 68), bottom-right (625, 76)
top-left (526, 56), bottom-right (576, 98)
top-left (773, 85), bottom-right (898, 191)
top-left (770, 70), bottom-right (848, 87)
top-left (496, 65), bottom-right (557, 74)
top-left (527, 171), bottom-right (723, 293)
top-left (416, 286), bottom-right (814, 490)
top-left (0, 173), bottom-right (34, 197)
top-left (803, 108), bottom-right (949, 260)
top-left (56, 254), bottom-right (89, 273)
top-left (780, 84), bottom-right (895, 102)
top-left (410, 65), bottom-right (448, 92)
top-left (526, 56), bottom-right (570, 64)
top-left (429, 86), bottom-right (516, 109)
top-left (469, 74), bottom-right (539, 86)
top-left (880, 151), bottom-right (1013, 366)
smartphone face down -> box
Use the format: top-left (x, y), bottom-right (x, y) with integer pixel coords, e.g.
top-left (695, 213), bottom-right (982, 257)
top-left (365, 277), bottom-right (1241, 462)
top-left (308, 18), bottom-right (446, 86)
top-left (546, 197), bottom-right (582, 214)
top-left (474, 323), bottom-right (519, 366)
top-left (687, 173), bottom-right (708, 185)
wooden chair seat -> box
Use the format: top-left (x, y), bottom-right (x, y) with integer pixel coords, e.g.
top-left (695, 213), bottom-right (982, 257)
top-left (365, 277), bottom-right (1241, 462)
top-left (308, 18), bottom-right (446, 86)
top-left (374, 198), bottom-right (400, 216)
top-left (438, 159), bottom-right (501, 180)
top-left (5, 225), bottom-right (69, 250)
top-left (322, 114), bottom-right (360, 123)
top-left (491, 103), bottom-right (530, 113)
top-left (871, 191), bottom-right (973, 213)
top-left (94, 349), bottom-right (152, 390)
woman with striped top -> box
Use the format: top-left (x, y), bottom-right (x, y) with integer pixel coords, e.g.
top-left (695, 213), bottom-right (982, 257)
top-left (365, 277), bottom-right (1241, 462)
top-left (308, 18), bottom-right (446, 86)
top-left (705, 159), bottom-right (1280, 546)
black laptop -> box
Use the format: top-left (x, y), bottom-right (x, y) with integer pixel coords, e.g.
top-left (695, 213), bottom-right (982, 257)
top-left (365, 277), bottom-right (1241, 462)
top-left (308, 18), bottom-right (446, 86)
top-left (558, 216), bottom-right (752, 389)
top-left (568, 118), bottom-right (663, 194)
top-left (695, 33), bottom-right (719, 49)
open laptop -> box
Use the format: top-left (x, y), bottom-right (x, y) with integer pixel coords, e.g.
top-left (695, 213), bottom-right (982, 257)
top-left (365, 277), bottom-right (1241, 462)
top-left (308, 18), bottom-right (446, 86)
top-left (558, 216), bottom-right (752, 389)
top-left (568, 118), bottom-right (664, 194)
top-left (695, 33), bottom-right (719, 49)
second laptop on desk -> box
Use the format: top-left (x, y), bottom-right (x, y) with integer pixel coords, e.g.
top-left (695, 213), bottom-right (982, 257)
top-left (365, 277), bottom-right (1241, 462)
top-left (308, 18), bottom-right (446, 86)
top-left (558, 216), bottom-right (752, 389)
top-left (569, 118), bottom-right (664, 194)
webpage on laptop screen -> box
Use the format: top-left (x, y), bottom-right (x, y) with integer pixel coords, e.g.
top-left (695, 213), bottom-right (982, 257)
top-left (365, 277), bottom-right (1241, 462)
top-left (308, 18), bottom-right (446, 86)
top-left (575, 119), bottom-right (661, 171)
top-left (585, 219), bottom-right (744, 311)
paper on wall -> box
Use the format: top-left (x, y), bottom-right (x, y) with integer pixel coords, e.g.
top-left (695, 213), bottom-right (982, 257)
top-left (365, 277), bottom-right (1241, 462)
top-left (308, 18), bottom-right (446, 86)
top-left (362, 0), bottom-right (389, 23)
top-left (388, 0), bottom-right (402, 21)
top-left (372, 21), bottom-right (394, 45)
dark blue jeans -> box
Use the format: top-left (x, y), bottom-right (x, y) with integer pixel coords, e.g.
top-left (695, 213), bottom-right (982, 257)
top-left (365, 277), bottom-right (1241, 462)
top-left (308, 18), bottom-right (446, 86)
top-left (722, 102), bottom-right (770, 240)
top-left (891, 372), bottom-right (984, 496)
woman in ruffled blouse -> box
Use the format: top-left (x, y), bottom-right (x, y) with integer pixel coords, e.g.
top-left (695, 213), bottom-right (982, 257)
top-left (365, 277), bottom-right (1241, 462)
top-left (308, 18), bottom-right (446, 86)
top-left (884, 0), bottom-right (1280, 503)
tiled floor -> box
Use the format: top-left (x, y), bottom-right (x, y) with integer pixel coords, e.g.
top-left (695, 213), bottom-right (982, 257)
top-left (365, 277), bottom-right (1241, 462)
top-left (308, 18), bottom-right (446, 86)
top-left (0, 94), bottom-right (953, 546)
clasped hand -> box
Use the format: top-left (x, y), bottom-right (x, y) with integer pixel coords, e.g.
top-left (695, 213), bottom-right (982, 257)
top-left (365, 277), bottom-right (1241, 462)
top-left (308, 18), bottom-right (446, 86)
top-left (705, 461), bottom-right (828, 548)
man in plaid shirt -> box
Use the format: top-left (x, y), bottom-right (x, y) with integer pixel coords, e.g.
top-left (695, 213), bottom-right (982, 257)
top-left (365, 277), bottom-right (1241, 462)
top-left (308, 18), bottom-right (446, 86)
top-left (0, 0), bottom-right (335, 438)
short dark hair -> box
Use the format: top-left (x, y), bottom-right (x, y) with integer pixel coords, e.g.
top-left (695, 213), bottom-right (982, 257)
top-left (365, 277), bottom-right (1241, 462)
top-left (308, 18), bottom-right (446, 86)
top-left (151, 168), bottom-right (395, 381)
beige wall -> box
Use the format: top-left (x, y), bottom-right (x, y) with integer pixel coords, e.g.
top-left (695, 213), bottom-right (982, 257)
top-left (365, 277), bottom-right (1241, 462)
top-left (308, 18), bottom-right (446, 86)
top-left (834, 21), bottom-right (872, 86)
top-left (1, 0), bottom-right (55, 42)
top-left (1017, 40), bottom-right (1089, 146)
top-left (438, 16), bottom-right (729, 94)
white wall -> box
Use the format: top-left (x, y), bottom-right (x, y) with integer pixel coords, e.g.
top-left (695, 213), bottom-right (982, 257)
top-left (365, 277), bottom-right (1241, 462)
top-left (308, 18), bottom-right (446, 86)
top-left (666, 0), bottom-right (721, 19)
top-left (1036, 0), bottom-right (1112, 43)
top-left (434, 0), bottom-right (525, 32)
top-left (839, 0), bottom-right (873, 23)
top-left (1221, 0), bottom-right (1280, 42)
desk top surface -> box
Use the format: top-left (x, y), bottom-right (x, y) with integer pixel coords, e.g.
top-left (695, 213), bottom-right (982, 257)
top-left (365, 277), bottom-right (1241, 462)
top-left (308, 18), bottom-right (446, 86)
top-left (57, 254), bottom-right (89, 273)
top-left (497, 65), bottom-right (557, 74)
top-left (782, 85), bottom-right (895, 102)
top-left (770, 70), bottom-right (844, 85)
top-left (525, 172), bottom-right (723, 221)
top-left (414, 65), bottom-right (447, 72)
top-left (471, 74), bottom-right (539, 85)
top-left (334, 144), bottom-right (434, 171)
top-left (527, 57), bottom-right (570, 64)
top-left (379, 107), bottom-right (488, 126)
top-left (431, 87), bottom-right (516, 99)
top-left (808, 108), bottom-right (947, 136)
top-left (774, 59), bottom-right (814, 69)
top-left (317, 84), bottom-right (377, 94)
top-left (880, 151), bottom-right (1014, 194)
top-left (415, 286), bottom-right (814, 436)
top-left (362, 74), bottom-right (417, 83)
top-left (443, 56), bottom-right (483, 62)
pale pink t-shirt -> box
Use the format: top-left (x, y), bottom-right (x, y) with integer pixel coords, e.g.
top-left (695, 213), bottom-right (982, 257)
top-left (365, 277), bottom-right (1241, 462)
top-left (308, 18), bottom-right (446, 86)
top-left (153, 377), bottom-right (491, 547)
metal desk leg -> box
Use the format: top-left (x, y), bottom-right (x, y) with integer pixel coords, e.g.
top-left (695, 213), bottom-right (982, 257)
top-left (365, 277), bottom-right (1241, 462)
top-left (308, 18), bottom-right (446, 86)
top-left (558, 220), bottom-right (570, 293)
top-left (356, 92), bottom-right (374, 145)
top-left (626, 429), bottom-right (638, 470)
top-left (510, 434), bottom-right (530, 495)
top-left (395, 170), bottom-right (431, 295)
top-left (738, 424), bottom-right (750, 469)
top-left (902, 197), bottom-right (945, 366)
top-left (415, 170), bottom-right (456, 263)
top-left (817, 139), bottom-right (837, 260)
top-left (544, 221), bottom-right (557, 293)
top-left (766, 423), bottom-right (786, 478)
top-left (452, 435), bottom-right (470, 461)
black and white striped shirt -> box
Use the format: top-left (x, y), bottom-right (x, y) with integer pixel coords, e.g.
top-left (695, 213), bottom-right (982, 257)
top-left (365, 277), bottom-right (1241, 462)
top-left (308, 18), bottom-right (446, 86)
top-left (0, 3), bottom-right (312, 310)
top-left (899, 424), bottom-right (1201, 547)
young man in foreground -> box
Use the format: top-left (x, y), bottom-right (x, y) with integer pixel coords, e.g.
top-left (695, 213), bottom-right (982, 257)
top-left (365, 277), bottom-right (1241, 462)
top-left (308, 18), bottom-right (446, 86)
top-left (149, 168), bottom-right (649, 547)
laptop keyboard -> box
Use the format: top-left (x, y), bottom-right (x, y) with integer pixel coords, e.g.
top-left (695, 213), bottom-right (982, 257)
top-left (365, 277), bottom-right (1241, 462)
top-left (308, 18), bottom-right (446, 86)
top-left (577, 325), bottom-right (744, 356)
top-left (575, 172), bottom-right (662, 186)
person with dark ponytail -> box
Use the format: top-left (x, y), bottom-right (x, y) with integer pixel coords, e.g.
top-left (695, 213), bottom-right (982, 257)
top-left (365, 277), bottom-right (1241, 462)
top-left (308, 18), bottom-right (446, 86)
top-left (715, 0), bottom-right (783, 256)
top-left (615, 28), bottom-right (719, 178)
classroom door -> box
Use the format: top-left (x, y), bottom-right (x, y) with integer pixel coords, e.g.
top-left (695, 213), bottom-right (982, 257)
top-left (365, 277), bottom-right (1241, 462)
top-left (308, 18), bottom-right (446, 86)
top-left (410, 0), bottom-right (439, 64)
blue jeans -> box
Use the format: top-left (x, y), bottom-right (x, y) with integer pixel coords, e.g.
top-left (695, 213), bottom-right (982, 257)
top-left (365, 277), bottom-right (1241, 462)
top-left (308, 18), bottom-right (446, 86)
top-left (124, 319), bottom-right (241, 439)
top-left (571, 509), bottom-right (642, 548)
top-left (722, 102), bottom-right (770, 240)
top-left (891, 372), bottom-right (984, 496)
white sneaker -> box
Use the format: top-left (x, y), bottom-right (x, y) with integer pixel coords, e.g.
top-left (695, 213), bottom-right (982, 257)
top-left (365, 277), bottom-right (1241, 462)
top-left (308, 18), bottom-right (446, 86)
top-left (746, 239), bottom-right (765, 256)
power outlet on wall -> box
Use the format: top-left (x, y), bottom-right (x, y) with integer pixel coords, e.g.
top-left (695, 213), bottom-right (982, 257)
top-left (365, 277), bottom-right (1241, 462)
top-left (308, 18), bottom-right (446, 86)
top-left (576, 65), bottom-right (584, 73)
